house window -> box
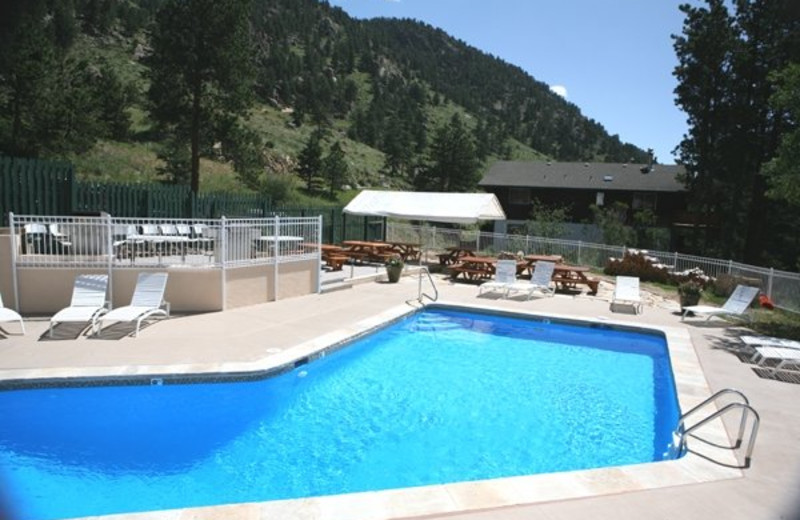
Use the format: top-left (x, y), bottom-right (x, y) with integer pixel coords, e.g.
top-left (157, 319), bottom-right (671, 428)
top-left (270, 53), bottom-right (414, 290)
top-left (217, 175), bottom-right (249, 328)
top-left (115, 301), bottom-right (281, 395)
top-left (509, 188), bottom-right (530, 205)
top-left (596, 192), bottom-right (605, 206)
top-left (632, 192), bottom-right (656, 211)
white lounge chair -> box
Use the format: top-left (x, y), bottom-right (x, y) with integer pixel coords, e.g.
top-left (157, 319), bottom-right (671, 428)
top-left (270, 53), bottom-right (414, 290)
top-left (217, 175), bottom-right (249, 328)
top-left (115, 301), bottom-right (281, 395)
top-left (505, 261), bottom-right (556, 300)
top-left (740, 335), bottom-right (800, 351)
top-left (611, 276), bottom-right (643, 314)
top-left (0, 292), bottom-right (25, 335)
top-left (95, 272), bottom-right (170, 337)
top-left (750, 346), bottom-right (800, 372)
top-left (478, 259), bottom-right (518, 297)
top-left (49, 274), bottom-right (109, 337)
top-left (681, 285), bottom-right (759, 322)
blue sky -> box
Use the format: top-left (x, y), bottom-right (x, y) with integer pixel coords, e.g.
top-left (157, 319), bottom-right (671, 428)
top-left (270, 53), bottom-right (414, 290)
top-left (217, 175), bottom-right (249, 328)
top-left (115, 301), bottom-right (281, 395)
top-left (328, 0), bottom-right (695, 165)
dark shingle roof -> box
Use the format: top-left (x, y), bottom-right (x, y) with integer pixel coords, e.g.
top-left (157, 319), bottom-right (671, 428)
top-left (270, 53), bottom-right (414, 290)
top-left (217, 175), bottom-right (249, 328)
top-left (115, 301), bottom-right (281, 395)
top-left (479, 161), bottom-right (686, 192)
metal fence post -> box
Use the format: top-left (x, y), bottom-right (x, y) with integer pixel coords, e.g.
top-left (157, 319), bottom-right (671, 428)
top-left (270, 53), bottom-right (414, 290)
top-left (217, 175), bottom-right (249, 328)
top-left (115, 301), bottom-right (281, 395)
top-left (317, 215), bottom-right (323, 294)
top-left (577, 240), bottom-right (582, 265)
top-left (768, 268), bottom-right (774, 298)
top-left (274, 215), bottom-right (280, 301)
top-left (106, 213), bottom-right (114, 305)
top-left (9, 212), bottom-right (20, 312)
top-left (220, 216), bottom-right (227, 310)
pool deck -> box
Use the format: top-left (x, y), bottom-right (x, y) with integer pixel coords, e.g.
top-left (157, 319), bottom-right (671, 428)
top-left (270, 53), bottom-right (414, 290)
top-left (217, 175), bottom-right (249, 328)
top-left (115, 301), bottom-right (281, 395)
top-left (1, 271), bottom-right (799, 520)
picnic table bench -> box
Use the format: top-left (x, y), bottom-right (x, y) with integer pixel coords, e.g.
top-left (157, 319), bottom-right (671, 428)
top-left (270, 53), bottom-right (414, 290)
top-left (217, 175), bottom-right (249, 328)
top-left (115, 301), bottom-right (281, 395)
top-left (551, 265), bottom-right (599, 295)
top-left (439, 247), bottom-right (476, 266)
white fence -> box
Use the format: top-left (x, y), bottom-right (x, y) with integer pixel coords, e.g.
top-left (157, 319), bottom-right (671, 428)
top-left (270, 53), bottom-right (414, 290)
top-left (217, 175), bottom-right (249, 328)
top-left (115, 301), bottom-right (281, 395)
top-left (387, 222), bottom-right (800, 314)
top-left (10, 213), bottom-right (321, 269)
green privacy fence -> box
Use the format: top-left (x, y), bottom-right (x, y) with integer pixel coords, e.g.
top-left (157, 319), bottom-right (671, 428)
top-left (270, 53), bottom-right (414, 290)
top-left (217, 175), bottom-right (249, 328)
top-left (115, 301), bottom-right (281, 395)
top-left (274, 206), bottom-right (384, 244)
top-left (1, 157), bottom-right (381, 241)
top-left (0, 156), bottom-right (272, 223)
top-left (0, 157), bottom-right (74, 222)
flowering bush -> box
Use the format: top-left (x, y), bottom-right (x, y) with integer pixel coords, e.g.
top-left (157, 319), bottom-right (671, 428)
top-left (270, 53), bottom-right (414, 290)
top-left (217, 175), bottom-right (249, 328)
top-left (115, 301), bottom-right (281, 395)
top-left (385, 254), bottom-right (404, 268)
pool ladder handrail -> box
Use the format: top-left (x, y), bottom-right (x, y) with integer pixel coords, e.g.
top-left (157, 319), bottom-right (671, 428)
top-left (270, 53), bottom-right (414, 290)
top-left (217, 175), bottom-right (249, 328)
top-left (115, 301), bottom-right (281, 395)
top-left (408, 265), bottom-right (438, 304)
top-left (674, 388), bottom-right (760, 468)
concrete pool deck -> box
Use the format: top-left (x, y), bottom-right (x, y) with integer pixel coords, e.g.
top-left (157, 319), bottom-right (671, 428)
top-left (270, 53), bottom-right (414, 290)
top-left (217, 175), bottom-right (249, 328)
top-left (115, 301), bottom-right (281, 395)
top-left (0, 272), bottom-right (798, 520)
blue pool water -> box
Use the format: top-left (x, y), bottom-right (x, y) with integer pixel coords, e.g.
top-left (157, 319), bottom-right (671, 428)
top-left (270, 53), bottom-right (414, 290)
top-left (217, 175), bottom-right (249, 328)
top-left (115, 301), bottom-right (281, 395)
top-left (0, 307), bottom-right (681, 520)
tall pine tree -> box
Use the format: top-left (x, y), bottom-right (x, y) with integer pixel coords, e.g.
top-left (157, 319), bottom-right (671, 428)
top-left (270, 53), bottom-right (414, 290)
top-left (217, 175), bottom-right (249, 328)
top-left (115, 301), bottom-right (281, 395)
top-left (147, 0), bottom-right (255, 192)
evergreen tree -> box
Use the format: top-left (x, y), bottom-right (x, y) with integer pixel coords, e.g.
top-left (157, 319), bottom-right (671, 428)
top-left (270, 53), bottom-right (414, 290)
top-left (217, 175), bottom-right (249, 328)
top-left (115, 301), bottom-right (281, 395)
top-left (763, 63), bottom-right (800, 207)
top-left (321, 140), bottom-right (348, 197)
top-left (673, 0), bottom-right (800, 264)
top-left (147, 0), bottom-right (255, 193)
top-left (296, 128), bottom-right (325, 194)
top-left (415, 114), bottom-right (480, 192)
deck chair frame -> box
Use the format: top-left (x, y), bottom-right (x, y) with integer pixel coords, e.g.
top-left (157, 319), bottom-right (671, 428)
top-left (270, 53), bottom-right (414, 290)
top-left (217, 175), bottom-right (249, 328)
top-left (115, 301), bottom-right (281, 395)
top-left (95, 272), bottom-right (170, 338)
top-left (49, 274), bottom-right (110, 337)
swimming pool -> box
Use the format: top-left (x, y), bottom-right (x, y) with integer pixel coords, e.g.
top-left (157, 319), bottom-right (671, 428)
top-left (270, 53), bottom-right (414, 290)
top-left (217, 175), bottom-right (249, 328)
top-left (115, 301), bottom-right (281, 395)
top-left (0, 306), bottom-right (681, 520)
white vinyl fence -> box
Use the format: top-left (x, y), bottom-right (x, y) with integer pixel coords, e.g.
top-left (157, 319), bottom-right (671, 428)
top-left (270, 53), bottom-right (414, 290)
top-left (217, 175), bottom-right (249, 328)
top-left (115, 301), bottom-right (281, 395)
top-left (387, 222), bottom-right (800, 314)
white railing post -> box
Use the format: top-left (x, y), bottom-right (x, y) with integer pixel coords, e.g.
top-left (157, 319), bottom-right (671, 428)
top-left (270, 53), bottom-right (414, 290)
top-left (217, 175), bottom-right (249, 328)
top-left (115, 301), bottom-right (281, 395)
top-left (106, 213), bottom-right (114, 306)
top-left (728, 259), bottom-right (733, 274)
top-left (9, 212), bottom-right (21, 312)
top-left (577, 240), bottom-right (582, 265)
top-left (273, 215), bottom-right (280, 301)
top-left (317, 215), bottom-right (323, 294)
top-left (768, 268), bottom-right (774, 298)
top-left (220, 216), bottom-right (227, 310)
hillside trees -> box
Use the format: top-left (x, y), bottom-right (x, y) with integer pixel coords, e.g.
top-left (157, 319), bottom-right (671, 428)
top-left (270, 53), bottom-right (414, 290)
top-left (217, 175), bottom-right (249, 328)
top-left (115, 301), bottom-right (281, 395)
top-left (415, 114), bottom-right (480, 192)
top-left (146, 0), bottom-right (256, 192)
top-left (0, 0), bottom-right (133, 157)
top-left (673, 0), bottom-right (800, 266)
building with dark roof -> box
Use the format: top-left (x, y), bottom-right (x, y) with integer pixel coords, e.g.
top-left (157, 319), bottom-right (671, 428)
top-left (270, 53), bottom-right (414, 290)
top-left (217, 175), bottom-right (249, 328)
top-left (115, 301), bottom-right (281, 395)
top-left (479, 160), bottom-right (687, 227)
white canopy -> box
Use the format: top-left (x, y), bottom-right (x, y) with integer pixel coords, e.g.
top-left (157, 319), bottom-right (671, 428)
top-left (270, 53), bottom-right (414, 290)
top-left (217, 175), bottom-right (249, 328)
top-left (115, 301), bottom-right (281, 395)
top-left (343, 190), bottom-right (506, 224)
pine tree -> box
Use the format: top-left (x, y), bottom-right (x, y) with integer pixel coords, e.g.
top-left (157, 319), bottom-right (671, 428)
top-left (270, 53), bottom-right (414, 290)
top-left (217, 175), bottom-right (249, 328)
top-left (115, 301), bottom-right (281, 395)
top-left (415, 114), bottom-right (480, 192)
top-left (321, 141), bottom-right (348, 197)
top-left (296, 128), bottom-right (325, 194)
top-left (146, 0), bottom-right (255, 193)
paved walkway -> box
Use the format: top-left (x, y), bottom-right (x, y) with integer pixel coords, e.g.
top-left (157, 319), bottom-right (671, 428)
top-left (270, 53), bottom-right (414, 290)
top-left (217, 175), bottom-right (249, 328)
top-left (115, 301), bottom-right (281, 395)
top-left (0, 272), bottom-right (798, 520)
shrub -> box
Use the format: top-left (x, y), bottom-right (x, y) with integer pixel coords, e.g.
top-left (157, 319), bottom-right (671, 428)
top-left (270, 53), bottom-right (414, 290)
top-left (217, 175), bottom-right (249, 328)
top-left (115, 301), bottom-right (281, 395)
top-left (709, 273), bottom-right (738, 298)
top-left (604, 249), bottom-right (670, 284)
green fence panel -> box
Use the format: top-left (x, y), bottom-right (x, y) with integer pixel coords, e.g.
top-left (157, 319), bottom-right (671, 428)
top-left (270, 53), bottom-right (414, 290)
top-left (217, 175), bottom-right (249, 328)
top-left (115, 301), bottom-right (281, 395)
top-left (0, 157), bottom-right (74, 225)
top-left (272, 205), bottom-right (385, 244)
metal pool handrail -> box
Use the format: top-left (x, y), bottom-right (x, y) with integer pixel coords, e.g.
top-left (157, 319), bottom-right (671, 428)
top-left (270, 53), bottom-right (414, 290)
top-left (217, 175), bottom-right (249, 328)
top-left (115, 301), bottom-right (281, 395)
top-left (675, 388), bottom-right (760, 468)
top-left (408, 266), bottom-right (438, 304)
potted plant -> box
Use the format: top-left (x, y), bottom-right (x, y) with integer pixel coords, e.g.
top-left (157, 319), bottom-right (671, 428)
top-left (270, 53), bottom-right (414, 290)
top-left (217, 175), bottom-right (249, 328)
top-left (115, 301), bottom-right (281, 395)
top-left (678, 280), bottom-right (702, 311)
top-left (385, 254), bottom-right (405, 283)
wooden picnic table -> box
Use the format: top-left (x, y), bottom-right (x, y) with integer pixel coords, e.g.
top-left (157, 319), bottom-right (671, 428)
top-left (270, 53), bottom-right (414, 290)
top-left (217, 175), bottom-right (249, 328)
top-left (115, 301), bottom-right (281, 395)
top-left (523, 254), bottom-right (564, 264)
top-left (551, 264), bottom-right (599, 295)
top-left (438, 247), bottom-right (476, 266)
top-left (521, 254), bottom-right (565, 278)
top-left (302, 243), bottom-right (350, 270)
top-left (384, 241), bottom-right (422, 262)
top-left (341, 240), bottom-right (395, 264)
top-left (450, 256), bottom-right (526, 282)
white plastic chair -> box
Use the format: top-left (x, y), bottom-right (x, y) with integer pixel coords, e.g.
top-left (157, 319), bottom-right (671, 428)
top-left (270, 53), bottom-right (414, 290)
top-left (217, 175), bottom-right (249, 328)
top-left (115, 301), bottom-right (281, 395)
top-left (95, 272), bottom-right (170, 338)
top-left (49, 274), bottom-right (109, 337)
top-left (611, 276), bottom-right (643, 314)
top-left (505, 261), bottom-right (556, 300)
top-left (0, 292), bottom-right (25, 335)
top-left (478, 259), bottom-right (518, 296)
top-left (681, 285), bottom-right (759, 322)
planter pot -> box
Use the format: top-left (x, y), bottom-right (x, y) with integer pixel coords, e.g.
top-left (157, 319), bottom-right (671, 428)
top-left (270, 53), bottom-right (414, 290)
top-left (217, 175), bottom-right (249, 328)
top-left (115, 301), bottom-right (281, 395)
top-left (386, 264), bottom-right (404, 283)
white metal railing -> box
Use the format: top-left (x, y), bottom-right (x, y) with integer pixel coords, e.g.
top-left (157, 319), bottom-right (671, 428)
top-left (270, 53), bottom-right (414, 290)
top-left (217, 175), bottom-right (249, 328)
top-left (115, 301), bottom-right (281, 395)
top-left (10, 213), bottom-right (321, 270)
top-left (387, 222), bottom-right (800, 313)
